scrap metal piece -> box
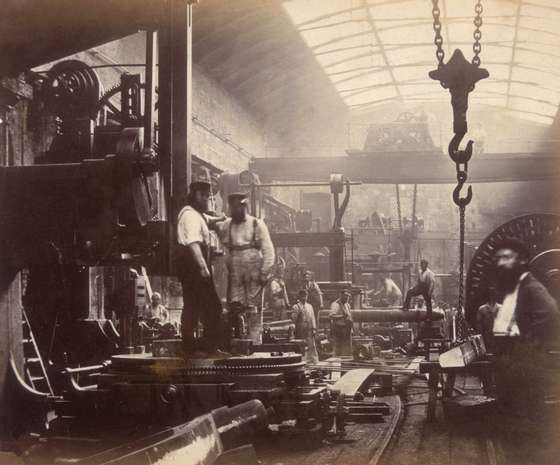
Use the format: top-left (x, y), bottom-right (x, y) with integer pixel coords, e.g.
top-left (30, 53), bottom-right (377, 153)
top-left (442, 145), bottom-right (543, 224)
top-left (439, 334), bottom-right (486, 368)
top-left (332, 368), bottom-right (376, 398)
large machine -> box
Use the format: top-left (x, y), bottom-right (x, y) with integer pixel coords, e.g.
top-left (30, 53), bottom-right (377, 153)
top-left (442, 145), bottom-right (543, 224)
top-left (0, 11), bottom-right (398, 465)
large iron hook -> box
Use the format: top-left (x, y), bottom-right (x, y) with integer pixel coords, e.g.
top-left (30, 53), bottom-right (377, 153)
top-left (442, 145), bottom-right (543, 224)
top-left (448, 131), bottom-right (473, 168)
top-left (453, 171), bottom-right (472, 207)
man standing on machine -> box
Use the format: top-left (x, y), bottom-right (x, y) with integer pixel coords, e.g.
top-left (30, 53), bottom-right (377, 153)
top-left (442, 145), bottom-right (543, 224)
top-left (176, 181), bottom-right (226, 358)
top-left (403, 259), bottom-right (435, 317)
top-left (218, 193), bottom-right (275, 339)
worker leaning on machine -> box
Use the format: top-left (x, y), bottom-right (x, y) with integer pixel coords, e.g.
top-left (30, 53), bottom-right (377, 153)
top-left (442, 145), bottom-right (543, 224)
top-left (216, 192), bottom-right (275, 308)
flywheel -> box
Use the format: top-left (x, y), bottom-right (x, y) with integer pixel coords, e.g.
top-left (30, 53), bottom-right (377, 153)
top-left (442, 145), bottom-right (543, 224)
top-left (466, 213), bottom-right (560, 322)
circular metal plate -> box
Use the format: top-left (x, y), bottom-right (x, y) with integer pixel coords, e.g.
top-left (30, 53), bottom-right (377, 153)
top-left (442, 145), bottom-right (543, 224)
top-left (466, 214), bottom-right (560, 322)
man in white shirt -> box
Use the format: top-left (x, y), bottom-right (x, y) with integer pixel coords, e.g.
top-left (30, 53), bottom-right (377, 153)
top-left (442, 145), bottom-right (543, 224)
top-left (492, 237), bottom-right (560, 418)
top-left (403, 259), bottom-right (435, 317)
top-left (329, 289), bottom-right (353, 356)
top-left (291, 289), bottom-right (318, 363)
top-left (144, 292), bottom-right (170, 325)
top-left (368, 275), bottom-right (403, 307)
top-left (493, 237), bottom-right (559, 342)
top-left (177, 181), bottom-right (225, 357)
top-left (218, 192), bottom-right (275, 308)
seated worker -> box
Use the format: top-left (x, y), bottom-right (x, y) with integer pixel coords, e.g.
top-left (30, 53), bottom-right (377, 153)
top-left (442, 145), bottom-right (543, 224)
top-left (492, 237), bottom-right (560, 419)
top-left (329, 289), bottom-right (353, 356)
top-left (144, 292), bottom-right (170, 325)
top-left (291, 289), bottom-right (318, 363)
top-left (367, 275), bottom-right (403, 307)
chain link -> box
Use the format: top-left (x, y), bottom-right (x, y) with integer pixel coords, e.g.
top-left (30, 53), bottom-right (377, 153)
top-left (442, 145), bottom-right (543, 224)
top-left (431, 0), bottom-right (484, 67)
top-left (472, 0), bottom-right (483, 66)
top-left (431, 0), bottom-right (445, 67)
top-left (395, 184), bottom-right (403, 233)
top-left (458, 202), bottom-right (466, 312)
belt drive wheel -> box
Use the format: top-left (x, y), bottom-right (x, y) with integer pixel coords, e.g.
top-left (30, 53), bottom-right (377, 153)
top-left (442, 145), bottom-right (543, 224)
top-left (466, 213), bottom-right (560, 322)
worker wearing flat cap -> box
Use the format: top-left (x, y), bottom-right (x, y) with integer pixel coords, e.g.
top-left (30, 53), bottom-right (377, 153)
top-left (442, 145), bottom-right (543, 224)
top-left (217, 192), bottom-right (275, 325)
top-left (176, 181), bottom-right (226, 357)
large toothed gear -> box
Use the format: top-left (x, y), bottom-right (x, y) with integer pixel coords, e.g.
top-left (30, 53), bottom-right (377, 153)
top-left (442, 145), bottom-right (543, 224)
top-left (466, 213), bottom-right (560, 322)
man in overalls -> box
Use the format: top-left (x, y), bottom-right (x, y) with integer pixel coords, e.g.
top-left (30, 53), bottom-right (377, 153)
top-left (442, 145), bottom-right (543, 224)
top-left (218, 193), bottom-right (275, 341)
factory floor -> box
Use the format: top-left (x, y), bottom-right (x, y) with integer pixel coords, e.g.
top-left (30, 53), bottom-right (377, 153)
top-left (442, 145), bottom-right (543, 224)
top-left (255, 395), bottom-right (401, 465)
top-left (380, 373), bottom-right (560, 465)
top-left (254, 356), bottom-right (560, 465)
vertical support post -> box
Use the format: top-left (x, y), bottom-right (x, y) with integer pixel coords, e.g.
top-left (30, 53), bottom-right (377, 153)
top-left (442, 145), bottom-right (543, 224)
top-left (157, 0), bottom-right (194, 274)
top-left (171, 0), bottom-right (193, 200)
top-left (350, 229), bottom-right (354, 283)
top-left (0, 270), bottom-right (24, 438)
top-left (250, 182), bottom-right (257, 217)
top-left (144, 30), bottom-right (157, 149)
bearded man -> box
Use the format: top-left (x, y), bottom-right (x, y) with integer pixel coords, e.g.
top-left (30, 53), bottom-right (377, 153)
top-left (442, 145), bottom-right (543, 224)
top-left (492, 237), bottom-right (560, 419)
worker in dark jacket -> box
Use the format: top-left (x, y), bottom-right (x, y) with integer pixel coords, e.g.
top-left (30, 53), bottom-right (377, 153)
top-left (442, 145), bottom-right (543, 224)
top-left (492, 237), bottom-right (560, 418)
top-left (493, 237), bottom-right (560, 343)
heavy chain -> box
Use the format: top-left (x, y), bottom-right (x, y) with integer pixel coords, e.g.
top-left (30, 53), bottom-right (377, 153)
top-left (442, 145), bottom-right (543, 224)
top-left (411, 184), bottom-right (418, 234)
top-left (458, 204), bottom-right (466, 312)
top-left (431, 0), bottom-right (484, 68)
top-left (395, 184), bottom-right (403, 233)
top-left (472, 0), bottom-right (483, 66)
top-left (431, 0), bottom-right (445, 67)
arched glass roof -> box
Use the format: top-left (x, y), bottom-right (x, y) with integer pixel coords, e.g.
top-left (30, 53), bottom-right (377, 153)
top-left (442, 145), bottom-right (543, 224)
top-left (282, 0), bottom-right (560, 125)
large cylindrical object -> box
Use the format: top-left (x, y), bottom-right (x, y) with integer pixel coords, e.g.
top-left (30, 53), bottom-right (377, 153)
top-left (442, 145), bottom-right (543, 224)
top-left (211, 399), bottom-right (269, 450)
top-left (320, 309), bottom-right (443, 323)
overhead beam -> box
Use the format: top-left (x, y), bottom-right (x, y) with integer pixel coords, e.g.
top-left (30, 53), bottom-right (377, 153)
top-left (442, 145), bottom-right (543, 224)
top-left (250, 153), bottom-right (560, 184)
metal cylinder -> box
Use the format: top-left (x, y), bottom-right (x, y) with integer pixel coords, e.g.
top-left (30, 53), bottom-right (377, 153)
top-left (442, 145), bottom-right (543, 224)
top-left (320, 308), bottom-right (443, 323)
top-left (211, 399), bottom-right (269, 449)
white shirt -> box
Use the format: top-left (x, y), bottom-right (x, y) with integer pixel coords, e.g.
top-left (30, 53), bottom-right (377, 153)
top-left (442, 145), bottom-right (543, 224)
top-left (330, 300), bottom-right (352, 320)
top-left (493, 272), bottom-right (528, 336)
top-left (418, 268), bottom-right (436, 295)
top-left (177, 206), bottom-right (210, 246)
top-left (144, 304), bottom-right (169, 323)
top-left (292, 302), bottom-right (316, 330)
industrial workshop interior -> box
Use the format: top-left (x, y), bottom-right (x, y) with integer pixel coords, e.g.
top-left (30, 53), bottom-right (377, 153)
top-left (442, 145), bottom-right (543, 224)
top-left (1, 0), bottom-right (560, 464)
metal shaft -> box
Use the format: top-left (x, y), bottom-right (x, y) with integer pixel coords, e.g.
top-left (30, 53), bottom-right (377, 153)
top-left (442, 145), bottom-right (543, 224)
top-left (319, 309), bottom-right (443, 323)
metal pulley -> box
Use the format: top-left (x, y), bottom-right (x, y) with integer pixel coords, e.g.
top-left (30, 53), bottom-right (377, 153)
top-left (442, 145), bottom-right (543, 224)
top-left (329, 173), bottom-right (344, 194)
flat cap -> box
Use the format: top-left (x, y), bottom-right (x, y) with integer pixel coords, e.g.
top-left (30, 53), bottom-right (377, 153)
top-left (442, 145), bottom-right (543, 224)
top-left (227, 192), bottom-right (249, 204)
top-left (189, 181), bottom-right (211, 193)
